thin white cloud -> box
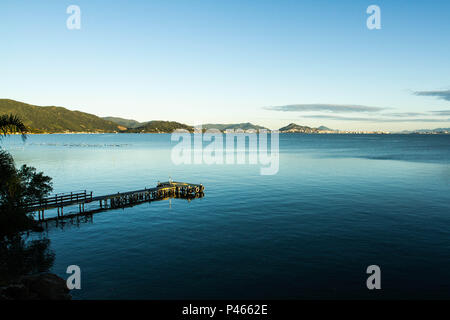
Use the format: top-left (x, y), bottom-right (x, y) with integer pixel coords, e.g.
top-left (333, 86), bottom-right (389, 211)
top-left (383, 112), bottom-right (427, 117)
top-left (302, 115), bottom-right (450, 122)
top-left (265, 104), bottom-right (386, 113)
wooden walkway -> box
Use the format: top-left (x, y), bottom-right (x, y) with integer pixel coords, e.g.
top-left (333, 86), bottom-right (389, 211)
top-left (25, 181), bottom-right (205, 222)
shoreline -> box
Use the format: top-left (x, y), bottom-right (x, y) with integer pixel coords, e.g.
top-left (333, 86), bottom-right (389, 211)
top-left (11, 131), bottom-right (450, 135)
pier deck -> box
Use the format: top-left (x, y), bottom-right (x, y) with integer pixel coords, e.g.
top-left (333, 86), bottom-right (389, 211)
top-left (25, 181), bottom-right (205, 221)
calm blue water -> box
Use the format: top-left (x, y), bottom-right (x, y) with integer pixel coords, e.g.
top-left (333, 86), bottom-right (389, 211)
top-left (3, 134), bottom-right (450, 299)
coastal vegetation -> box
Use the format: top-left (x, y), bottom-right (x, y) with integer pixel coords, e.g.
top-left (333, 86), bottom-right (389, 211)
top-left (125, 120), bottom-right (194, 133)
top-left (0, 114), bottom-right (53, 236)
top-left (0, 114), bottom-right (62, 299)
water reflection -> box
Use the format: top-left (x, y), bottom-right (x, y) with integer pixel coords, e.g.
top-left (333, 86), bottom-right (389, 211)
top-left (39, 193), bottom-right (205, 232)
top-left (0, 235), bottom-right (55, 286)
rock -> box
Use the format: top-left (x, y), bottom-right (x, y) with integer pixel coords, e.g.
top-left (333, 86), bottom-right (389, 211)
top-left (0, 284), bottom-right (30, 300)
top-left (0, 273), bottom-right (71, 300)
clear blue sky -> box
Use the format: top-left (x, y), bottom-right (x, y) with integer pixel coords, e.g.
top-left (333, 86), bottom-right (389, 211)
top-left (1, 0), bottom-right (449, 131)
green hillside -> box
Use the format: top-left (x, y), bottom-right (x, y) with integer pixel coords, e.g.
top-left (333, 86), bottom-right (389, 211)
top-left (0, 99), bottom-right (122, 133)
top-left (202, 122), bottom-right (268, 131)
top-left (126, 120), bottom-right (194, 133)
top-left (102, 116), bottom-right (146, 129)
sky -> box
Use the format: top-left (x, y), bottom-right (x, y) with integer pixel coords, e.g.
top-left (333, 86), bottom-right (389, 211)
top-left (1, 0), bottom-right (449, 131)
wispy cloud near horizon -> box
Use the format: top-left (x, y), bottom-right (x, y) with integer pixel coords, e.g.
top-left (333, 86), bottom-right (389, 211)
top-left (266, 103), bottom-right (450, 123)
top-left (301, 114), bottom-right (450, 122)
top-left (383, 112), bottom-right (427, 117)
top-left (431, 110), bottom-right (450, 116)
top-left (414, 89), bottom-right (450, 101)
top-left (265, 104), bottom-right (386, 113)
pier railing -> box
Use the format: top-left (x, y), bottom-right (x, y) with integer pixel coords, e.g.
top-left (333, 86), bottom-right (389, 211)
top-left (25, 190), bottom-right (93, 210)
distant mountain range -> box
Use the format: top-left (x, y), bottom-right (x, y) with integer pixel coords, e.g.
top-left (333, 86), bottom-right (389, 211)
top-left (122, 122), bottom-right (267, 133)
top-left (278, 123), bottom-right (336, 133)
top-left (1, 99), bottom-right (448, 134)
top-left (202, 123), bottom-right (268, 131)
top-left (279, 123), bottom-right (320, 133)
top-left (400, 128), bottom-right (450, 134)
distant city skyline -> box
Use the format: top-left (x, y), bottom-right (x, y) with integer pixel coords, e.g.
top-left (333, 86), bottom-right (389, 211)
top-left (1, 0), bottom-right (449, 131)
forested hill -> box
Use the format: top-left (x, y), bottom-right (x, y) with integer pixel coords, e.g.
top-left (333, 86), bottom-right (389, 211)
top-left (0, 99), bottom-right (122, 133)
top-left (101, 116), bottom-right (146, 129)
top-left (126, 120), bottom-right (194, 133)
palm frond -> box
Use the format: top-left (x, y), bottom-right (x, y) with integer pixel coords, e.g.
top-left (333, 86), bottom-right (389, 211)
top-left (0, 114), bottom-right (28, 141)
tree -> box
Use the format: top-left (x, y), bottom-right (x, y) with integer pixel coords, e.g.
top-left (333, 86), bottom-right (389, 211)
top-left (0, 150), bottom-right (53, 236)
top-left (0, 151), bottom-right (53, 207)
top-left (0, 114), bottom-right (55, 294)
top-left (0, 114), bottom-right (53, 236)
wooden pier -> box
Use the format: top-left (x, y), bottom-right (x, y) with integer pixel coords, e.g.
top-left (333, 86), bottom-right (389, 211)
top-left (25, 181), bottom-right (205, 222)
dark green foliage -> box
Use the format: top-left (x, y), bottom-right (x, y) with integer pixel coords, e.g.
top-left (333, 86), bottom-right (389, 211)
top-left (16, 165), bottom-right (53, 205)
top-left (0, 151), bottom-right (53, 206)
top-left (0, 99), bottom-right (121, 133)
top-left (0, 113), bottom-right (55, 288)
top-left (0, 151), bottom-right (16, 184)
top-left (126, 120), bottom-right (194, 133)
top-left (0, 150), bottom-right (52, 236)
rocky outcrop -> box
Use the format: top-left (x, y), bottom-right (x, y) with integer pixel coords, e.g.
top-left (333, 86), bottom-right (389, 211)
top-left (0, 273), bottom-right (71, 300)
